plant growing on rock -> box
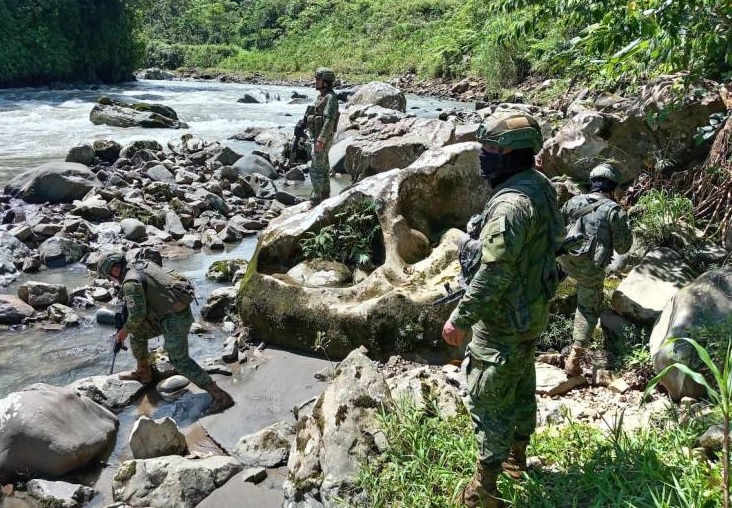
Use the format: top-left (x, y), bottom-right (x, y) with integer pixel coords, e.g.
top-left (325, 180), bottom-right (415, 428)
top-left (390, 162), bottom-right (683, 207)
top-left (298, 198), bottom-right (382, 268)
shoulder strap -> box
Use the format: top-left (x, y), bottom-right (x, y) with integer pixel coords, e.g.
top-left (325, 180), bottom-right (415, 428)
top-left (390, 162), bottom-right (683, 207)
top-left (567, 197), bottom-right (607, 222)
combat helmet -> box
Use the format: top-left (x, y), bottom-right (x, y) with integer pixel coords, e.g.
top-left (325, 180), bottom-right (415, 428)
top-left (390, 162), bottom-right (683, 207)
top-left (97, 251), bottom-right (126, 277)
top-left (314, 67), bottom-right (336, 86)
top-left (476, 112), bottom-right (543, 154)
top-left (589, 163), bottom-right (622, 183)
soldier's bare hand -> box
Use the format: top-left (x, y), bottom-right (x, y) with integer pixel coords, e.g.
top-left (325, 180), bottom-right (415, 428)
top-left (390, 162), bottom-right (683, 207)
top-left (442, 320), bottom-right (466, 346)
top-left (116, 329), bottom-right (128, 344)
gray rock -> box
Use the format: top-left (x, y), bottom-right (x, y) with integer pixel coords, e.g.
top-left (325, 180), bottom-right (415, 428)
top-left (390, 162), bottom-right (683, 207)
top-left (233, 421), bottom-right (294, 467)
top-left (120, 218), bottom-right (147, 241)
top-left (129, 416), bottom-right (188, 459)
top-left (112, 455), bottom-right (242, 508)
top-left (5, 162), bottom-right (101, 203)
top-left (65, 144), bottom-right (95, 166)
top-left (27, 479), bottom-right (95, 508)
top-left (0, 384), bottom-right (118, 482)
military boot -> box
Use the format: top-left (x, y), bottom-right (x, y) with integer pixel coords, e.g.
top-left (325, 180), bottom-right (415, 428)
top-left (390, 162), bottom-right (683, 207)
top-left (564, 345), bottom-right (585, 376)
top-left (501, 440), bottom-right (528, 480)
top-left (205, 382), bottom-right (235, 414)
top-left (456, 461), bottom-right (504, 508)
top-left (119, 359), bottom-right (152, 383)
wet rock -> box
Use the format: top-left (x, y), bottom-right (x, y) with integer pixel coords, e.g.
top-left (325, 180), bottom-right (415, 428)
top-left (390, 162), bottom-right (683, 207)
top-left (65, 144), bottom-right (95, 166)
top-left (18, 281), bottom-right (68, 308)
top-left (0, 294), bottom-right (35, 324)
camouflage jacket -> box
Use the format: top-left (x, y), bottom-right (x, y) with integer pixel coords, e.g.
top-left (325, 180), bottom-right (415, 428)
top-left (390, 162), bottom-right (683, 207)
top-left (307, 88), bottom-right (338, 145)
top-left (449, 169), bottom-right (565, 352)
top-left (559, 192), bottom-right (632, 273)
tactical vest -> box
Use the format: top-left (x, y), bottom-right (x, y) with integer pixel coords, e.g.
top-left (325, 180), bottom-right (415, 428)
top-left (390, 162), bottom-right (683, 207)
top-left (124, 261), bottom-right (194, 317)
top-left (561, 193), bottom-right (619, 268)
top-left (307, 89), bottom-right (339, 139)
top-left (474, 170), bottom-right (565, 341)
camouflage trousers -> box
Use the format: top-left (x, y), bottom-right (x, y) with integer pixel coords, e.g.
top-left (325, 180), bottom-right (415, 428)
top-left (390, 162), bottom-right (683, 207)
top-left (129, 307), bottom-right (213, 389)
top-left (465, 341), bottom-right (537, 467)
top-left (310, 144), bottom-right (331, 203)
top-left (571, 271), bottom-right (604, 347)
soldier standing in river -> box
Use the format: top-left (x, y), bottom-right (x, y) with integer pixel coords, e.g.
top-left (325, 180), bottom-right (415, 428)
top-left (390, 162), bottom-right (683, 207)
top-left (442, 112), bottom-right (565, 507)
top-left (97, 252), bottom-right (235, 414)
top-left (306, 67), bottom-right (339, 205)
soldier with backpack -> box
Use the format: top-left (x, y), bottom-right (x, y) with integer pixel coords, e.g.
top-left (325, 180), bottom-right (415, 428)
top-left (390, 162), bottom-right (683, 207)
top-left (97, 252), bottom-right (234, 414)
top-left (442, 112), bottom-right (565, 507)
top-left (559, 163), bottom-right (633, 376)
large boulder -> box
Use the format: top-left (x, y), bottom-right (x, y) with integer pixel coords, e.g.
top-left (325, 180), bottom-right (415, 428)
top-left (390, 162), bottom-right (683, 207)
top-left (611, 247), bottom-right (696, 325)
top-left (340, 105), bottom-right (455, 181)
top-left (5, 162), bottom-right (101, 203)
top-left (0, 384), bottom-right (118, 482)
top-left (541, 76), bottom-right (726, 183)
top-left (284, 348), bottom-right (393, 505)
top-left (650, 266), bottom-right (732, 401)
top-left (112, 455), bottom-right (242, 508)
top-left (90, 96), bottom-right (188, 129)
top-left (237, 142), bottom-right (491, 361)
top-left (347, 81), bottom-right (407, 112)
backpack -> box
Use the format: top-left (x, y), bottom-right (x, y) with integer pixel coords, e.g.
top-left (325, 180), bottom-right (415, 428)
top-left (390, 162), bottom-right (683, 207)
top-left (126, 261), bottom-right (196, 316)
top-left (560, 196), bottom-right (611, 259)
top-left (457, 213), bottom-right (484, 288)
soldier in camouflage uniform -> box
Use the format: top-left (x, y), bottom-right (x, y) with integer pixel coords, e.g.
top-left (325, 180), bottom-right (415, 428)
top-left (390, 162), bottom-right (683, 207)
top-left (97, 252), bottom-right (234, 414)
top-left (306, 67), bottom-right (339, 204)
top-left (443, 112), bottom-right (565, 508)
top-left (559, 163), bottom-right (633, 376)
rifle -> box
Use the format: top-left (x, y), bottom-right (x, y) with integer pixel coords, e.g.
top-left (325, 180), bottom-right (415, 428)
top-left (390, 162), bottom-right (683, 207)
top-left (108, 306), bottom-right (129, 375)
top-left (289, 105), bottom-right (313, 164)
top-left (432, 282), bottom-right (466, 306)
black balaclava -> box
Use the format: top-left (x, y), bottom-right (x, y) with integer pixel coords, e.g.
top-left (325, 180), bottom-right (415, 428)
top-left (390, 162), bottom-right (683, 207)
top-left (479, 148), bottom-right (535, 185)
top-left (590, 177), bottom-right (618, 193)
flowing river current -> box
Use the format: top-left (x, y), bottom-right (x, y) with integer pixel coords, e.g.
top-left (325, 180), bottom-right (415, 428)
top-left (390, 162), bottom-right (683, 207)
top-left (0, 78), bottom-right (466, 399)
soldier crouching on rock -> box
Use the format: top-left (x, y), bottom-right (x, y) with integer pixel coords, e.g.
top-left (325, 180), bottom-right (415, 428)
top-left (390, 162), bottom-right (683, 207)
top-left (97, 252), bottom-right (234, 415)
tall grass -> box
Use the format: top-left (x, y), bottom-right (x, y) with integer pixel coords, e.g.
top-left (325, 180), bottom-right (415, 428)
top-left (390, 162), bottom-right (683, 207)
top-left (357, 395), bottom-right (723, 507)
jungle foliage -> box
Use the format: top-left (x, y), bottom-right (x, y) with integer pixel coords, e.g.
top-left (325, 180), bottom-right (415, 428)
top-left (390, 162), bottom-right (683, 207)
top-left (0, 0), bottom-right (141, 87)
top-left (134, 0), bottom-right (732, 93)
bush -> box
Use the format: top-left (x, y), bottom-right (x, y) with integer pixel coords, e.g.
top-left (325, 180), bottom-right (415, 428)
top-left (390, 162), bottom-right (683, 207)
top-left (298, 197), bottom-right (383, 268)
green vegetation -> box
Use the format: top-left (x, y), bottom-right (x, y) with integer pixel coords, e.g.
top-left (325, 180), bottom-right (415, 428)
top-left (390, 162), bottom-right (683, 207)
top-left (631, 189), bottom-right (696, 247)
top-left (7, 0), bottom-right (731, 92)
top-left (646, 335), bottom-right (732, 508)
top-left (358, 395), bottom-right (724, 507)
top-left (133, 0), bottom-right (732, 95)
top-left (0, 0), bottom-right (140, 87)
top-left (298, 197), bottom-right (382, 268)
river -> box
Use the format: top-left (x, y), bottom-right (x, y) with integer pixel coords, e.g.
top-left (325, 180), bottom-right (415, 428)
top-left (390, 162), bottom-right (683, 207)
top-left (0, 78), bottom-right (466, 399)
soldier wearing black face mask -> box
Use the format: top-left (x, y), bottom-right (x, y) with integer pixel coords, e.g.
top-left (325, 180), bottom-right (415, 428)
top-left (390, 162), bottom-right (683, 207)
top-left (443, 112), bottom-right (565, 507)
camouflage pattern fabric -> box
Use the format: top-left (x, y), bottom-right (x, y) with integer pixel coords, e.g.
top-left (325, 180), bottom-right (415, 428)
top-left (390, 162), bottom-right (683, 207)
top-left (558, 192), bottom-right (632, 346)
top-left (307, 88), bottom-right (338, 202)
top-left (121, 277), bottom-right (213, 389)
top-left (466, 342), bottom-right (536, 465)
top-left (559, 192), bottom-right (632, 269)
top-left (449, 168), bottom-right (564, 468)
